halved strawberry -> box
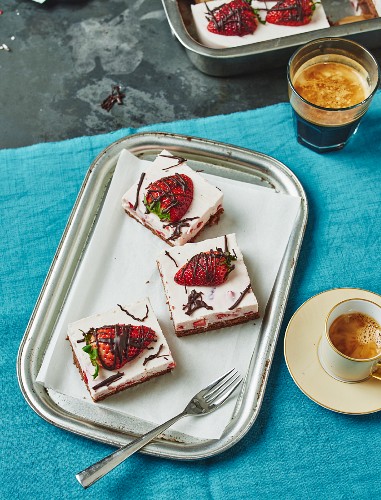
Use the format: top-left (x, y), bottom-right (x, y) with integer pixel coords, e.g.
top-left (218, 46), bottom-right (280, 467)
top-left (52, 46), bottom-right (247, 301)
top-left (83, 324), bottom-right (157, 376)
top-left (174, 248), bottom-right (237, 287)
top-left (143, 173), bottom-right (193, 223)
top-left (266, 0), bottom-right (315, 26)
top-left (206, 0), bottom-right (258, 36)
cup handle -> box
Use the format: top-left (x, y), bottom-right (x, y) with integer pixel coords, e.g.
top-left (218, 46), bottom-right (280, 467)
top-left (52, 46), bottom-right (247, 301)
top-left (371, 361), bottom-right (381, 381)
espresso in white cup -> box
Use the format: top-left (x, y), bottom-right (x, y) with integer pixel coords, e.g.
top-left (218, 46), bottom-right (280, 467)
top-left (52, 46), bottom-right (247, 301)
top-left (318, 298), bottom-right (381, 382)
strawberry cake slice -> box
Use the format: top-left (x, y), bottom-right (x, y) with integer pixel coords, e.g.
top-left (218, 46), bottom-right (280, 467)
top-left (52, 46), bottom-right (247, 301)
top-left (191, 0), bottom-right (330, 49)
top-left (156, 233), bottom-right (259, 337)
top-left (67, 298), bottom-right (176, 402)
top-left (121, 150), bottom-right (223, 246)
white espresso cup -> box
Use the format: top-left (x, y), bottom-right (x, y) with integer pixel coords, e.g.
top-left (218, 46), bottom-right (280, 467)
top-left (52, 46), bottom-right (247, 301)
top-left (318, 298), bottom-right (381, 382)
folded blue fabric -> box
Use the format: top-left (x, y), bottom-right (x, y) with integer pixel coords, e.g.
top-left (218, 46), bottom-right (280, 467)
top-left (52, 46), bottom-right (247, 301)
top-left (2, 92), bottom-right (381, 500)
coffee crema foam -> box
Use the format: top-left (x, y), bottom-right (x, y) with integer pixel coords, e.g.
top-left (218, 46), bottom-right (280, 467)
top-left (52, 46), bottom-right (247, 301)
top-left (329, 312), bottom-right (381, 360)
top-left (294, 61), bottom-right (369, 109)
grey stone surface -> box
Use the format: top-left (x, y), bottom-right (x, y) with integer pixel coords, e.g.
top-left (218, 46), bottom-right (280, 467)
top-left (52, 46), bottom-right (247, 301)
top-left (0, 0), bottom-right (380, 149)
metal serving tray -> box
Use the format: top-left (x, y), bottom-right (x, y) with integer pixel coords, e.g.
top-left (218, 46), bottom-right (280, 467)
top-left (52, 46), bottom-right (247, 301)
top-left (162, 0), bottom-right (381, 76)
top-left (17, 132), bottom-right (307, 460)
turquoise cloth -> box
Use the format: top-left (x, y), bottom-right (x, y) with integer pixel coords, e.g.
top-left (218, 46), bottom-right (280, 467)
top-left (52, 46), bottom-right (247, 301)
top-left (2, 92), bottom-right (381, 499)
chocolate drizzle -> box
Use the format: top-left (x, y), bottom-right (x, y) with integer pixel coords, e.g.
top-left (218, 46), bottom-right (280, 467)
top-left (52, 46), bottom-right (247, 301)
top-left (223, 235), bottom-right (236, 260)
top-left (261, 0), bottom-right (309, 23)
top-left (143, 344), bottom-right (166, 365)
top-left (177, 247), bottom-right (236, 286)
top-left (145, 173), bottom-right (191, 216)
top-left (93, 372), bottom-right (124, 390)
top-left (165, 250), bottom-right (178, 267)
top-left (228, 283), bottom-right (252, 310)
top-left (164, 216), bottom-right (200, 241)
top-left (160, 154), bottom-right (187, 170)
top-left (117, 303), bottom-right (149, 322)
top-left (133, 172), bottom-right (146, 210)
top-left (206, 1), bottom-right (255, 35)
top-left (91, 324), bottom-right (157, 371)
top-left (183, 289), bottom-right (213, 316)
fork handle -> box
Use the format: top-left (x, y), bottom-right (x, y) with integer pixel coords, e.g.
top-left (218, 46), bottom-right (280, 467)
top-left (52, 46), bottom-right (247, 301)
top-left (76, 410), bottom-right (187, 488)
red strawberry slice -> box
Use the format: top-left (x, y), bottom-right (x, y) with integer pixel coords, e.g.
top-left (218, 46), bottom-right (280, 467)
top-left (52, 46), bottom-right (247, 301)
top-left (206, 0), bottom-right (258, 36)
top-left (174, 248), bottom-right (237, 287)
top-left (266, 0), bottom-right (314, 26)
top-left (144, 173), bottom-right (193, 223)
top-left (85, 324), bottom-right (157, 373)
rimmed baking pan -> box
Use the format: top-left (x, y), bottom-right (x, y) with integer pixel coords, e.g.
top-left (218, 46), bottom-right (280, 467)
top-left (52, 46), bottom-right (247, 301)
top-left (17, 132), bottom-right (308, 459)
top-left (162, 0), bottom-right (381, 76)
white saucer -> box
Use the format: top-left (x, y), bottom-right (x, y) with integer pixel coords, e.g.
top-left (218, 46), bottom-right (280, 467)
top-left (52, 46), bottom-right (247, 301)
top-left (284, 288), bottom-right (381, 414)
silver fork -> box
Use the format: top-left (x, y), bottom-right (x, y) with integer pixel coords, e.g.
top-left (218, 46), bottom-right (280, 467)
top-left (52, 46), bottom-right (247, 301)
top-left (76, 368), bottom-right (242, 488)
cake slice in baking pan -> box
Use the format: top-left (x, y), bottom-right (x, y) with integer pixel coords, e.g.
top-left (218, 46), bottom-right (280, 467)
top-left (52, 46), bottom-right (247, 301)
top-left (191, 0), bottom-right (331, 49)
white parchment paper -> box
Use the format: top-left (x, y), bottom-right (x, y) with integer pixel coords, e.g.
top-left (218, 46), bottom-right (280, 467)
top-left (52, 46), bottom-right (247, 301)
top-left (37, 149), bottom-right (301, 440)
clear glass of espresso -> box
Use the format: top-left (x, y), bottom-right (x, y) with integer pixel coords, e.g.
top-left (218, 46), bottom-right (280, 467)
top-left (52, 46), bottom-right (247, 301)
top-left (287, 37), bottom-right (380, 153)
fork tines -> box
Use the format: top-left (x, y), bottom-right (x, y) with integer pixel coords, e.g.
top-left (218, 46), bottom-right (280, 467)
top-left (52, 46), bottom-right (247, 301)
top-left (204, 369), bottom-right (242, 406)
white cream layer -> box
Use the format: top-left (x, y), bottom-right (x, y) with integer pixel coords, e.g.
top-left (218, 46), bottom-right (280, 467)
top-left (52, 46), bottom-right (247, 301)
top-left (156, 233), bottom-right (258, 334)
top-left (67, 298), bottom-right (175, 401)
top-left (121, 150), bottom-right (223, 246)
top-left (191, 0), bottom-right (330, 49)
